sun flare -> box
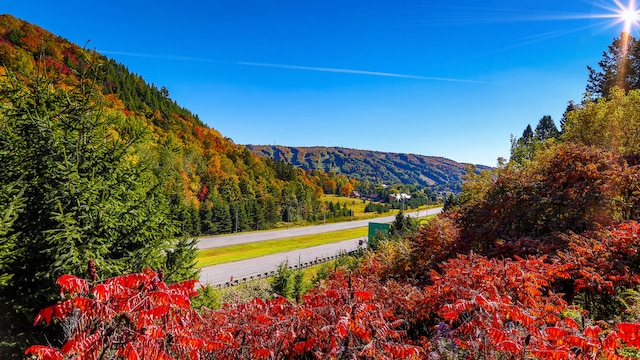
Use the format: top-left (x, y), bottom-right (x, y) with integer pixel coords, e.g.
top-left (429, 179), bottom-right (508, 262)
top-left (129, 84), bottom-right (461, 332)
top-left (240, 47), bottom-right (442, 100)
top-left (616, 0), bottom-right (640, 33)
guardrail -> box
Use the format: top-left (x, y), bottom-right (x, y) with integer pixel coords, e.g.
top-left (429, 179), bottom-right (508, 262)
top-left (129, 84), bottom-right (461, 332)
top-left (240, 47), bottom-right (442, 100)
top-left (216, 248), bottom-right (362, 288)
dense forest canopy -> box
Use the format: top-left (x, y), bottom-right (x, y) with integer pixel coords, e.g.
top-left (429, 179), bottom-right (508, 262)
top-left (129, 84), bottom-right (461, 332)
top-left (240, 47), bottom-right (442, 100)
top-left (246, 145), bottom-right (486, 192)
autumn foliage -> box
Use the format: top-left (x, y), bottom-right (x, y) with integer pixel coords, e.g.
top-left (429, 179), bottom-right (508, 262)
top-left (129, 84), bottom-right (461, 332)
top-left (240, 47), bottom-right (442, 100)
top-left (14, 15), bottom-right (640, 360)
top-left (28, 227), bottom-right (640, 359)
top-left (27, 269), bottom-right (424, 359)
top-left (27, 141), bottom-right (640, 359)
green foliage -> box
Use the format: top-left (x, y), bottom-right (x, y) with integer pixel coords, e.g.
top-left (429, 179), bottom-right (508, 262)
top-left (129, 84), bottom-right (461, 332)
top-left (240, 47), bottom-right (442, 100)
top-left (364, 201), bottom-right (391, 213)
top-left (367, 229), bottom-right (388, 251)
top-left (0, 182), bottom-right (23, 289)
top-left (292, 270), bottom-right (307, 302)
top-left (269, 260), bottom-right (309, 302)
top-left (563, 87), bottom-right (640, 156)
top-left (0, 67), bottom-right (197, 357)
top-left (311, 262), bottom-right (333, 286)
top-left (535, 115), bottom-right (560, 140)
top-left (271, 261), bottom-right (309, 301)
top-left (271, 261), bottom-right (294, 298)
top-left (442, 193), bottom-right (460, 211)
top-left (458, 164), bottom-right (496, 208)
top-left (248, 144), bottom-right (482, 191)
top-left (191, 284), bottom-right (222, 310)
top-left (164, 237), bottom-right (199, 283)
top-left (389, 211), bottom-right (418, 237)
top-left (587, 33), bottom-right (640, 98)
top-left (510, 115), bottom-right (559, 165)
top-left (619, 287), bottom-right (640, 321)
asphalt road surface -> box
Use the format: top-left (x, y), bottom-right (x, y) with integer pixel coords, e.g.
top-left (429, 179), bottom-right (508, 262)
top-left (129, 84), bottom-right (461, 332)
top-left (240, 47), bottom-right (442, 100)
top-left (197, 207), bottom-right (442, 250)
top-left (199, 238), bottom-right (365, 285)
top-left (198, 207), bottom-right (442, 285)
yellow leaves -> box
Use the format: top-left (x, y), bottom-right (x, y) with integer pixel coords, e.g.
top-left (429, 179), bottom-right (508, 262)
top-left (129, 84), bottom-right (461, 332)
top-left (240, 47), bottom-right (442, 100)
top-left (564, 88), bottom-right (640, 155)
top-left (104, 94), bottom-right (125, 111)
top-left (124, 154), bottom-right (140, 166)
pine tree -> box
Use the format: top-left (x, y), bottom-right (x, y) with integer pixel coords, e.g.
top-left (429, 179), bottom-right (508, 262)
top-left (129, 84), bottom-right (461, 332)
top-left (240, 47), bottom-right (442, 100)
top-left (586, 33), bottom-right (640, 98)
top-left (534, 115), bottom-right (559, 140)
top-left (0, 66), bottom-right (197, 356)
top-left (199, 202), bottom-right (215, 234)
top-left (522, 124), bottom-right (534, 140)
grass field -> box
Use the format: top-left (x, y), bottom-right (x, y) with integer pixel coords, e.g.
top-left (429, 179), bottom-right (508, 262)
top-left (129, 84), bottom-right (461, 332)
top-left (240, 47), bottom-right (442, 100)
top-left (318, 194), bottom-right (371, 217)
top-left (196, 227), bottom-right (367, 268)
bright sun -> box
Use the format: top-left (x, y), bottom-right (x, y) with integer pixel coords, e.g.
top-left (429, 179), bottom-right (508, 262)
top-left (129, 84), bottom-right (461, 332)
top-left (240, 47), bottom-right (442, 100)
top-left (618, 0), bottom-right (640, 33)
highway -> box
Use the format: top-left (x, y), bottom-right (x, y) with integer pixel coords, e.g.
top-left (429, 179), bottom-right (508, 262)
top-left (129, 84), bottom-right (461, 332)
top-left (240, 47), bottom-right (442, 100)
top-left (197, 207), bottom-right (442, 250)
top-left (199, 238), bottom-right (364, 285)
top-left (198, 207), bottom-right (442, 286)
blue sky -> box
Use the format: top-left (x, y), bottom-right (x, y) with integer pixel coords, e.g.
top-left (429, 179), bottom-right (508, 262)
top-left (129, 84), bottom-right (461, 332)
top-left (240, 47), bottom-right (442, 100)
top-left (3, 1), bottom-right (637, 166)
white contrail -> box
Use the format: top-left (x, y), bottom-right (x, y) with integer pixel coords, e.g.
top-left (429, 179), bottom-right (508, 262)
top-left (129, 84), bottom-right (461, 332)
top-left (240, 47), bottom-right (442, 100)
top-left (235, 61), bottom-right (483, 83)
top-left (99, 50), bottom-right (482, 84)
top-left (100, 50), bottom-right (213, 63)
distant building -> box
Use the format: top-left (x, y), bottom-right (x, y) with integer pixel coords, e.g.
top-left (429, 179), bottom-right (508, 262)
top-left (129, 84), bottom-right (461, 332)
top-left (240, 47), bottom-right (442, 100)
top-left (365, 194), bottom-right (381, 202)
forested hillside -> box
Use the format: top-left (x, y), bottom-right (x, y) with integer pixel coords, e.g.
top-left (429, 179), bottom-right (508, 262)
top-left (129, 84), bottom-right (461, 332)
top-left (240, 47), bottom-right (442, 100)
top-left (0, 14), bottom-right (387, 236)
top-left (0, 14), bottom-right (372, 357)
top-left (247, 145), bottom-right (489, 191)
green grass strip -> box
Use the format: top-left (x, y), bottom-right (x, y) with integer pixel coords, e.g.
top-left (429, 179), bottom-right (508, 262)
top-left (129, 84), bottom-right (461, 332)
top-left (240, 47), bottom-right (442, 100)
top-left (196, 227), bottom-right (367, 268)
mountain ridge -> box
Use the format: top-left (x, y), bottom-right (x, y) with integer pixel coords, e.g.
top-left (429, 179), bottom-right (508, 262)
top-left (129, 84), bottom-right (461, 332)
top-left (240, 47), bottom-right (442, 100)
top-left (246, 144), bottom-right (490, 190)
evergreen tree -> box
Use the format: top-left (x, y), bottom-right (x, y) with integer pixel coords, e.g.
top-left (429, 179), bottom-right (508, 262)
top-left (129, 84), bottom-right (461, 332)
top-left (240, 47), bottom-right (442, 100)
top-left (0, 68), bottom-right (198, 356)
top-left (0, 182), bottom-right (23, 290)
top-left (443, 193), bottom-right (460, 212)
top-left (586, 33), bottom-right (640, 98)
top-left (521, 124), bottom-right (534, 141)
top-left (534, 115), bottom-right (559, 140)
top-left (212, 197), bottom-right (232, 234)
top-left (389, 211), bottom-right (418, 237)
top-left (510, 117), bottom-right (558, 165)
top-left (199, 202), bottom-right (215, 234)
top-left (560, 101), bottom-right (579, 132)
top-left (271, 261), bottom-right (293, 298)
top-left (189, 202), bottom-right (202, 236)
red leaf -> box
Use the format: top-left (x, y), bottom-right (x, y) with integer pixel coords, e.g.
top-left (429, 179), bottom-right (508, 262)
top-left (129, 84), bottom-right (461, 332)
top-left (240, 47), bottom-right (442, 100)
top-left (562, 317), bottom-right (579, 330)
top-left (616, 322), bottom-right (640, 345)
top-left (174, 335), bottom-right (205, 349)
top-left (497, 340), bottom-right (521, 354)
top-left (353, 325), bottom-right (372, 342)
top-left (336, 316), bottom-right (349, 338)
top-left (584, 325), bottom-right (602, 339)
top-left (531, 349), bottom-right (570, 360)
top-left (33, 306), bottom-right (54, 326)
top-left (603, 331), bottom-right (619, 350)
top-left (61, 331), bottom-right (101, 356)
top-left (107, 273), bottom-right (149, 289)
top-left (56, 274), bottom-right (89, 295)
top-left (91, 283), bottom-right (111, 301)
top-left (353, 290), bottom-right (373, 301)
top-left (253, 348), bottom-right (271, 359)
top-left (564, 335), bottom-right (588, 349)
top-left (487, 328), bottom-right (508, 344)
top-left (293, 339), bottom-right (315, 354)
top-left (475, 293), bottom-right (492, 311)
top-left (24, 345), bottom-right (63, 360)
top-left (545, 327), bottom-right (569, 342)
top-left (169, 279), bottom-right (200, 297)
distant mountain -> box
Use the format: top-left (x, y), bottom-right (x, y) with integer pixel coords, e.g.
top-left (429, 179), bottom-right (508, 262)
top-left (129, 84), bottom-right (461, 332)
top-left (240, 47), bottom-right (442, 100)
top-left (246, 145), bottom-right (491, 189)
